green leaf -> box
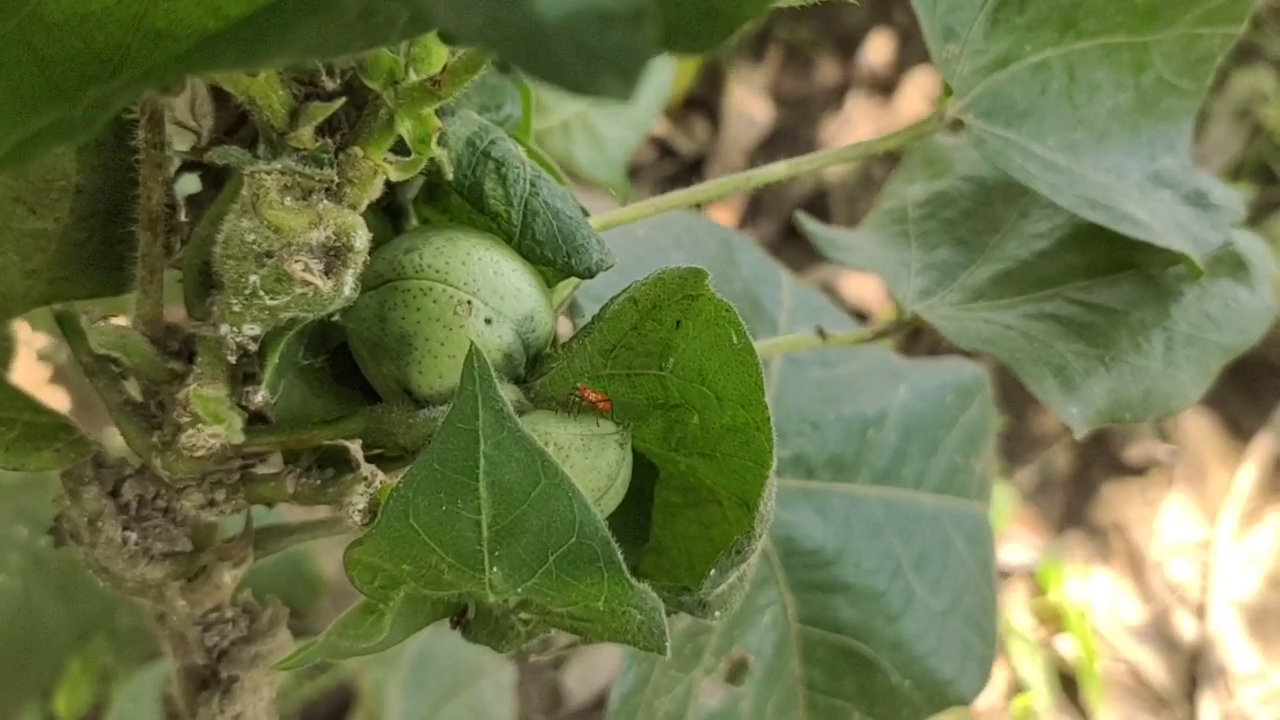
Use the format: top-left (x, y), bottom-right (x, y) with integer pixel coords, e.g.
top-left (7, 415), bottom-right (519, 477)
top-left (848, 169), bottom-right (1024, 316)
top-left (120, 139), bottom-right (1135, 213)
top-left (278, 594), bottom-right (452, 670)
top-left (261, 320), bottom-right (373, 427)
top-left (343, 343), bottom-right (668, 655)
top-left (354, 622), bottom-right (518, 720)
top-left (575, 212), bottom-right (999, 718)
top-left (913, 0), bottom-right (1252, 265)
top-left (0, 2), bottom-right (442, 170)
top-left (0, 379), bottom-right (92, 472)
top-left (446, 67), bottom-right (526, 137)
top-left (0, 326), bottom-right (91, 472)
top-left (657, 0), bottom-right (772, 53)
top-left (530, 55), bottom-right (679, 197)
top-left (50, 640), bottom-right (112, 720)
top-left (102, 660), bottom-right (170, 720)
top-left (528, 266), bottom-right (775, 615)
top-left (419, 110), bottom-right (616, 280)
top-left (0, 116), bottom-right (136, 320)
top-left (800, 135), bottom-right (1277, 435)
top-left (1, 0), bottom-right (773, 170)
top-left (0, 472), bottom-right (154, 717)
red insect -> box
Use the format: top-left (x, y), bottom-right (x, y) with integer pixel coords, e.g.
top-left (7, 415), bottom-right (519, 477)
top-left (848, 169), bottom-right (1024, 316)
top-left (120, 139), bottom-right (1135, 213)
top-left (569, 383), bottom-right (615, 420)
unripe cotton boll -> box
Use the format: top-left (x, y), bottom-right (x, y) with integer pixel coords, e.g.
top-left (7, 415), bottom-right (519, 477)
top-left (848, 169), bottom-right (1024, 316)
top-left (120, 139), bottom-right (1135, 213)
top-left (341, 225), bottom-right (554, 405)
top-left (519, 409), bottom-right (633, 518)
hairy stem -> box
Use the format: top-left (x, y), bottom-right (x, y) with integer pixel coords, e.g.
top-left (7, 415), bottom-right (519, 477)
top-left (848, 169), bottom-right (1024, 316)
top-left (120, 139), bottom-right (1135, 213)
top-left (589, 115), bottom-right (938, 232)
top-left (134, 95), bottom-right (170, 345)
top-left (754, 317), bottom-right (916, 360)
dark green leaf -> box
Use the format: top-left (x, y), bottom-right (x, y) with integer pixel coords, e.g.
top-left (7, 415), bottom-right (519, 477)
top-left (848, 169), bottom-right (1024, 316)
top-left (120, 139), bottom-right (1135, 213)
top-left (0, 472), bottom-right (155, 717)
top-left (528, 267), bottom-right (775, 614)
top-left (530, 55), bottom-right (678, 197)
top-left (102, 660), bottom-right (170, 720)
top-left (427, 0), bottom-right (659, 99)
top-left (261, 321), bottom-right (373, 427)
top-left (0, 2), bottom-right (447, 170)
top-left (354, 623), bottom-right (518, 720)
top-left (657, 0), bottom-right (772, 53)
top-left (914, 0), bottom-right (1252, 265)
top-left (279, 594), bottom-right (452, 670)
top-left (419, 110), bottom-right (616, 279)
top-left (343, 343), bottom-right (668, 654)
top-left (0, 117), bottom-right (135, 320)
top-left (800, 135), bottom-right (1276, 435)
top-left (446, 68), bottom-right (526, 137)
top-left (2, 0), bottom-right (774, 169)
top-left (581, 212), bottom-right (999, 719)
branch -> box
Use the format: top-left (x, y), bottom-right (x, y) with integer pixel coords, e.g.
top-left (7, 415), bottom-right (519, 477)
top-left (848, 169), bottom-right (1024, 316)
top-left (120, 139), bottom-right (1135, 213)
top-left (53, 307), bottom-right (157, 463)
top-left (754, 317), bottom-right (915, 360)
top-left (133, 94), bottom-right (170, 344)
top-left (252, 516), bottom-right (353, 559)
top-left (589, 115), bottom-right (938, 232)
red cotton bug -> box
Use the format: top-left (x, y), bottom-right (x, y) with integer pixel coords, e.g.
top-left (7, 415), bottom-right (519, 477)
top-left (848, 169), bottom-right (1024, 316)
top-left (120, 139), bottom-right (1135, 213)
top-left (569, 383), bottom-right (615, 421)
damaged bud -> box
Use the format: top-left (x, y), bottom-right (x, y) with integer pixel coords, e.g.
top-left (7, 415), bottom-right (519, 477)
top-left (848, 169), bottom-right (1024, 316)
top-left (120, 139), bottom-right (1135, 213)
top-left (205, 161), bottom-right (372, 352)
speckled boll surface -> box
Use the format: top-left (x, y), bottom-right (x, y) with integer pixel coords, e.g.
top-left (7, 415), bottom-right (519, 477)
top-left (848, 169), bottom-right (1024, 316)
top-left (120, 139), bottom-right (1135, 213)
top-left (519, 409), bottom-right (633, 518)
top-left (342, 224), bottom-right (555, 404)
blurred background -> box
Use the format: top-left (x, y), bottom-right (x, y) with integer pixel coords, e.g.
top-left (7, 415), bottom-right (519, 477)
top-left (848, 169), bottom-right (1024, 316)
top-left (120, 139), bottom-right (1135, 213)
top-left (5, 1), bottom-right (1280, 718)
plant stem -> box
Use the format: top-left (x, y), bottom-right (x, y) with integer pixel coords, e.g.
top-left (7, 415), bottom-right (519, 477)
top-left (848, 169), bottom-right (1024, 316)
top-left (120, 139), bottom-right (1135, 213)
top-left (240, 403), bottom-right (445, 454)
top-left (252, 516), bottom-right (352, 559)
top-left (241, 413), bottom-right (372, 451)
top-left (53, 308), bottom-right (157, 463)
top-left (589, 115), bottom-right (938, 232)
top-left (754, 317), bottom-right (916, 360)
top-left (134, 95), bottom-right (170, 345)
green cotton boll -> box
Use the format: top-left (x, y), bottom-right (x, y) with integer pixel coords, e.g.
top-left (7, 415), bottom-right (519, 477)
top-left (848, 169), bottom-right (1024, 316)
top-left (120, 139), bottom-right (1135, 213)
top-left (341, 224), bottom-right (555, 405)
top-left (519, 409), bottom-right (633, 518)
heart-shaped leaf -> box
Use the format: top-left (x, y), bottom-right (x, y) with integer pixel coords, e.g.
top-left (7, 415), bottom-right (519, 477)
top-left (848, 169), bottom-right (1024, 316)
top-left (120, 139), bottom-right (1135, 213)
top-left (913, 0), bottom-right (1252, 265)
top-left (800, 134), bottom-right (1276, 435)
top-left (528, 266), bottom-right (775, 615)
top-left (343, 343), bottom-right (668, 655)
top-left (577, 212), bottom-right (999, 718)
